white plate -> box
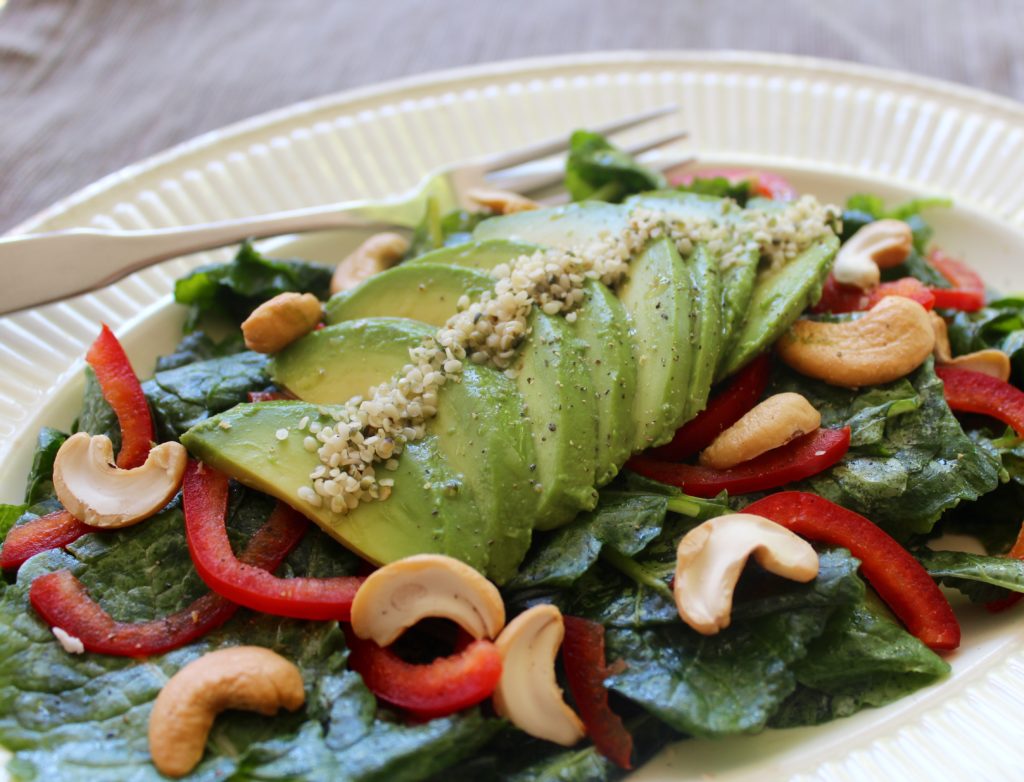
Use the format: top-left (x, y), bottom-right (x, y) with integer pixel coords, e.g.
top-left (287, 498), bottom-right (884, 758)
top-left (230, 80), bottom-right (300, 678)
top-left (3, 51), bottom-right (1024, 781)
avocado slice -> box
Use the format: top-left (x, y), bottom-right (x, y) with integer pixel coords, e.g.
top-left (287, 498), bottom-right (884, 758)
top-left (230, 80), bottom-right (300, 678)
top-left (570, 280), bottom-right (637, 485)
top-left (406, 239), bottom-right (540, 270)
top-left (270, 317), bottom-right (432, 401)
top-left (182, 402), bottom-right (495, 577)
top-left (325, 263), bottom-right (494, 327)
top-left (474, 201), bottom-right (627, 250)
top-left (616, 237), bottom-right (694, 451)
top-left (513, 311), bottom-right (599, 529)
top-left (717, 233), bottom-right (840, 380)
top-left (682, 243), bottom-right (723, 421)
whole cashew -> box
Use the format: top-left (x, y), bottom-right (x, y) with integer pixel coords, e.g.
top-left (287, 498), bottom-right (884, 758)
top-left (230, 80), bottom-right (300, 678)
top-left (832, 219), bottom-right (913, 291)
top-left (930, 311), bottom-right (1011, 380)
top-left (242, 292), bottom-right (322, 354)
top-left (148, 646), bottom-right (305, 778)
top-left (700, 393), bottom-right (821, 469)
top-left (330, 232), bottom-right (409, 295)
top-left (674, 513), bottom-right (819, 635)
top-left (776, 296), bottom-right (935, 388)
top-left (467, 187), bottom-right (540, 215)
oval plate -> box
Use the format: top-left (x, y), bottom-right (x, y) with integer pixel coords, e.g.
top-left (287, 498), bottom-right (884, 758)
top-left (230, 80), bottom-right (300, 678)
top-left (3, 52), bottom-right (1024, 781)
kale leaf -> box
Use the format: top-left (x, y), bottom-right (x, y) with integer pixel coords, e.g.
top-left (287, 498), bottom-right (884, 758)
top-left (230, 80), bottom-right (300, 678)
top-left (564, 131), bottom-right (665, 203)
top-left (770, 359), bottom-right (1001, 539)
top-left (174, 241), bottom-right (332, 330)
top-left (604, 549), bottom-right (863, 737)
top-left (770, 602), bottom-right (949, 727)
top-left (23, 427), bottom-right (67, 505)
top-left (947, 298), bottom-right (1024, 386)
top-left (914, 548), bottom-right (1024, 603)
top-left (143, 351), bottom-right (269, 440)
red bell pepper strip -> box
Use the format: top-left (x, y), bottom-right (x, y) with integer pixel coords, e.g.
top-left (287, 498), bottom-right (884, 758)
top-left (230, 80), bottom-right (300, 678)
top-left (630, 427), bottom-right (851, 498)
top-left (814, 276), bottom-right (935, 315)
top-left (27, 500), bottom-right (305, 657)
top-left (986, 525), bottom-right (1024, 612)
top-left (935, 366), bottom-right (1024, 436)
top-left (85, 324), bottom-right (154, 469)
top-left (927, 249), bottom-right (985, 312)
top-left (247, 390), bottom-right (295, 402)
top-left (0, 510), bottom-right (95, 571)
top-left (561, 616), bottom-right (633, 769)
top-left (345, 631), bottom-right (503, 719)
top-left (744, 491), bottom-right (960, 651)
top-left (650, 354), bottom-right (772, 461)
top-left (669, 167), bottom-right (796, 201)
top-left (183, 461), bottom-right (364, 621)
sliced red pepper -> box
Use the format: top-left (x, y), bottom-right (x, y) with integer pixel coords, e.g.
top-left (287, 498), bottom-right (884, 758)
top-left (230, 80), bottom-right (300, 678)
top-left (85, 324), bottom-right (154, 469)
top-left (345, 631), bottom-right (503, 719)
top-left (987, 525), bottom-right (1024, 612)
top-left (183, 461), bottom-right (364, 621)
top-left (866, 278), bottom-right (936, 311)
top-left (650, 354), bottom-right (772, 461)
top-left (561, 616), bottom-right (633, 769)
top-left (670, 167), bottom-right (796, 200)
top-left (28, 501), bottom-right (303, 657)
top-left (0, 510), bottom-right (95, 571)
top-left (247, 390), bottom-right (295, 402)
top-left (813, 276), bottom-right (935, 315)
top-left (935, 366), bottom-right (1024, 436)
top-left (744, 491), bottom-right (960, 651)
top-left (812, 274), bottom-right (869, 314)
top-left (927, 249), bottom-right (985, 312)
top-left (630, 427), bottom-right (851, 498)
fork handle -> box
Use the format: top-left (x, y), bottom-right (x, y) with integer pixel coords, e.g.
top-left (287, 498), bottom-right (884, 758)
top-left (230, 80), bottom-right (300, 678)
top-left (0, 197), bottom-right (421, 316)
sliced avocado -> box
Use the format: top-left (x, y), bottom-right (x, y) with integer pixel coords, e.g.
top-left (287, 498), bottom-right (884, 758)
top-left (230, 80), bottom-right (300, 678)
top-left (627, 191), bottom-right (759, 369)
top-left (616, 237), bottom-right (693, 451)
top-left (513, 311), bottom-right (599, 529)
top-left (569, 280), bottom-right (637, 485)
top-left (682, 243), bottom-right (723, 420)
top-left (474, 201), bottom-right (627, 250)
top-left (324, 263), bottom-right (494, 327)
top-left (182, 403), bottom-right (488, 575)
top-left (717, 233), bottom-right (840, 380)
top-left (270, 317), bottom-right (432, 401)
top-left (406, 239), bottom-right (540, 271)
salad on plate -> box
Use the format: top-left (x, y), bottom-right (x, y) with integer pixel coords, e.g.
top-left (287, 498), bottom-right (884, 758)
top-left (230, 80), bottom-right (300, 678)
top-left (3, 130), bottom-right (1024, 781)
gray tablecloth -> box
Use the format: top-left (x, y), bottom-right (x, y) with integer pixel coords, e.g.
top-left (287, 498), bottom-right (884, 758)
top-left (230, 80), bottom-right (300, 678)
top-left (1, 0), bottom-right (1022, 232)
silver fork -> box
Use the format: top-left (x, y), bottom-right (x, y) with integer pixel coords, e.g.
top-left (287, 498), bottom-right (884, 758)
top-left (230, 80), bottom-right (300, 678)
top-left (0, 105), bottom-right (689, 316)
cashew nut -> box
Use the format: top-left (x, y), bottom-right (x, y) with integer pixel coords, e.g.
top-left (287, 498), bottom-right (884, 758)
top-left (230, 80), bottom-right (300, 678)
top-left (467, 187), bottom-right (540, 215)
top-left (942, 348), bottom-right (1012, 381)
top-left (350, 554), bottom-right (505, 646)
top-left (930, 311), bottom-right (953, 362)
top-left (674, 513), bottom-right (819, 635)
top-left (53, 433), bottom-right (186, 528)
top-left (832, 219), bottom-right (913, 291)
top-left (492, 604), bottom-right (585, 746)
top-left (330, 232), bottom-right (409, 295)
top-left (776, 296), bottom-right (935, 388)
top-left (148, 646), bottom-right (304, 778)
top-left (242, 292), bottom-right (322, 354)
top-left (699, 393), bottom-right (821, 469)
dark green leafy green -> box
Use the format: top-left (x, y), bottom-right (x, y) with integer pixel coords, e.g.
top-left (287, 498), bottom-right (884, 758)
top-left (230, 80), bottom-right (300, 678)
top-left (770, 602), bottom-right (949, 727)
top-left (75, 368), bottom-right (121, 453)
top-left (0, 505), bottom-right (26, 541)
top-left (947, 299), bottom-right (1024, 386)
top-left (154, 330), bottom-right (247, 372)
top-left (604, 549), bottom-right (863, 737)
top-left (174, 241), bottom-right (332, 330)
top-left (914, 548), bottom-right (1024, 603)
top-left (143, 351), bottom-right (269, 440)
top-left (564, 131), bottom-right (665, 203)
top-left (674, 176), bottom-right (754, 205)
top-left (938, 478), bottom-right (1024, 554)
top-left (770, 359), bottom-right (1001, 538)
top-left (507, 492), bottom-right (669, 590)
top-left (23, 427), bottom-right (67, 505)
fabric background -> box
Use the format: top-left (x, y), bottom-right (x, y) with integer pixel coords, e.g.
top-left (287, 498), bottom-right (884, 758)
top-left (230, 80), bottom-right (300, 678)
top-left (1, 0), bottom-right (1022, 232)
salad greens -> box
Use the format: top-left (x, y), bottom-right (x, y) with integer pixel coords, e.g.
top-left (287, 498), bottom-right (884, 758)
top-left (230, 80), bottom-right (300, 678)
top-left (1, 131), bottom-right (1018, 781)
